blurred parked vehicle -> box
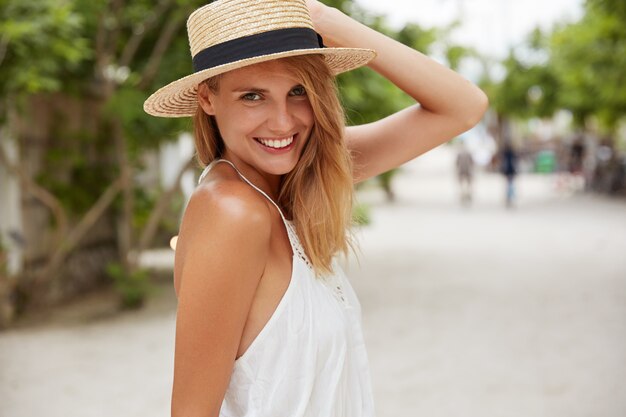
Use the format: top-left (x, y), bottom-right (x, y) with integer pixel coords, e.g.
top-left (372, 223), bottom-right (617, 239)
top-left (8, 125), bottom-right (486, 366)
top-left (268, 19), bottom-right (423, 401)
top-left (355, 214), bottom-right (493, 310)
top-left (534, 150), bottom-right (557, 173)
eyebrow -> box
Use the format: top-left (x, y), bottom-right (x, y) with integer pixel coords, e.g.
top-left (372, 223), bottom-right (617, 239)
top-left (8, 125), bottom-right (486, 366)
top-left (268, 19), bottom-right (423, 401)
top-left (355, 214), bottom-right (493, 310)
top-left (230, 84), bottom-right (303, 93)
top-left (231, 87), bottom-right (268, 93)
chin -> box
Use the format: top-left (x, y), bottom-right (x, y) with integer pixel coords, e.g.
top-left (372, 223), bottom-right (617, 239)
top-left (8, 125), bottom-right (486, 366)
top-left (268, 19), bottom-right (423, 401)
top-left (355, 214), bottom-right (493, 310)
top-left (262, 156), bottom-right (300, 176)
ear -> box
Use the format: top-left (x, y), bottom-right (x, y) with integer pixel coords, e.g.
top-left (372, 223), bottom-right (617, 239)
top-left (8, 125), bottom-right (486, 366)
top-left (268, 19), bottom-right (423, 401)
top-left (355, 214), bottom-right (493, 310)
top-left (197, 82), bottom-right (216, 115)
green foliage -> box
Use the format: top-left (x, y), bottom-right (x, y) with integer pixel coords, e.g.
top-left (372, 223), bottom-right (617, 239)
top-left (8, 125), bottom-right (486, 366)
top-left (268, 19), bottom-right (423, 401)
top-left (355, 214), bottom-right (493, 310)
top-left (446, 45), bottom-right (474, 72)
top-left (321, 0), bottom-right (354, 13)
top-left (106, 262), bottom-right (153, 309)
top-left (105, 87), bottom-right (188, 152)
top-left (487, 51), bottom-right (559, 120)
top-left (72, 0), bottom-right (198, 147)
top-left (25, 104), bottom-right (118, 217)
top-left (352, 202), bottom-right (371, 226)
top-left (587, 0), bottom-right (626, 19)
top-left (132, 187), bottom-right (158, 231)
top-left (2, 0), bottom-right (200, 225)
top-left (396, 23), bottom-right (440, 53)
top-left (38, 163), bottom-right (111, 216)
top-left (487, 0), bottom-right (626, 133)
top-left (548, 0), bottom-right (626, 130)
top-left (0, 0), bottom-right (91, 96)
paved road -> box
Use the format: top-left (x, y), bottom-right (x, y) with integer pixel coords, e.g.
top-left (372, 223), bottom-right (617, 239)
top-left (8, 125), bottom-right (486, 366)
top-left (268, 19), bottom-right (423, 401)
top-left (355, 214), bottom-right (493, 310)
top-left (1, 146), bottom-right (625, 417)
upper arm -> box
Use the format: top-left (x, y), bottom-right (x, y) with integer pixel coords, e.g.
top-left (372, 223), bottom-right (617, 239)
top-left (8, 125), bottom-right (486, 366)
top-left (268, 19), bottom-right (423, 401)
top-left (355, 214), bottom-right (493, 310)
top-left (346, 104), bottom-right (484, 183)
top-left (171, 184), bottom-right (271, 417)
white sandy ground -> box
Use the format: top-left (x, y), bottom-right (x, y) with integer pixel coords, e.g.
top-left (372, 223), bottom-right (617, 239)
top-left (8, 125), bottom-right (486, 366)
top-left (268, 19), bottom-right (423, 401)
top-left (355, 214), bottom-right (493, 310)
top-left (1, 146), bottom-right (625, 417)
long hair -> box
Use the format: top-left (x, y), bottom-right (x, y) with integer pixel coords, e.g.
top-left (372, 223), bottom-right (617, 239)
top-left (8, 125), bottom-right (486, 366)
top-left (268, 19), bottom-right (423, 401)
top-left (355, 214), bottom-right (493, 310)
top-left (193, 55), bottom-right (354, 276)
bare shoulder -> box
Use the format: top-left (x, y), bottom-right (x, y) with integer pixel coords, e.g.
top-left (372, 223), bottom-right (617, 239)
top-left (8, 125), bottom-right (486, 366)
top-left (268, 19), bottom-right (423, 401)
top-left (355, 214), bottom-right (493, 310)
top-left (188, 174), bottom-right (271, 229)
top-left (170, 172), bottom-right (273, 414)
top-left (174, 173), bottom-right (272, 296)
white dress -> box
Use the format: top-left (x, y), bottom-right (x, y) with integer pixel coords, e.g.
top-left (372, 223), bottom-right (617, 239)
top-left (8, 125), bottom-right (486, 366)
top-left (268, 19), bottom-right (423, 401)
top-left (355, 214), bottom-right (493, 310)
top-left (199, 159), bottom-right (375, 417)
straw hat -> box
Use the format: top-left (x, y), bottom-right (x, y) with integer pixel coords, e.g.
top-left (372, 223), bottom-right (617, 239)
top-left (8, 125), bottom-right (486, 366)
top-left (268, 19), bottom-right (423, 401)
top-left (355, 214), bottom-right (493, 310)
top-left (143, 0), bottom-right (376, 118)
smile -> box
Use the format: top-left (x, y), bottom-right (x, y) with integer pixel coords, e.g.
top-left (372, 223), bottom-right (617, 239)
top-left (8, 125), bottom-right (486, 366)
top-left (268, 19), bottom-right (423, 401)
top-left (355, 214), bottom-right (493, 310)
top-left (254, 134), bottom-right (295, 149)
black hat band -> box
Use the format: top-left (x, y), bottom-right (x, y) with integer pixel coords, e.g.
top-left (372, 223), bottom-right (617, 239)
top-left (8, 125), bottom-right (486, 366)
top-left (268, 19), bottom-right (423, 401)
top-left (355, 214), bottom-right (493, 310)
top-left (192, 27), bottom-right (326, 73)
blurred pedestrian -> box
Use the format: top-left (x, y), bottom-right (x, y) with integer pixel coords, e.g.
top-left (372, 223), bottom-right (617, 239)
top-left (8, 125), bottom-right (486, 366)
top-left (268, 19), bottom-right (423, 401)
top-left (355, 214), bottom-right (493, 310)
top-left (569, 135), bottom-right (585, 175)
top-left (501, 141), bottom-right (518, 208)
top-left (456, 142), bottom-right (474, 205)
top-left (568, 133), bottom-right (586, 191)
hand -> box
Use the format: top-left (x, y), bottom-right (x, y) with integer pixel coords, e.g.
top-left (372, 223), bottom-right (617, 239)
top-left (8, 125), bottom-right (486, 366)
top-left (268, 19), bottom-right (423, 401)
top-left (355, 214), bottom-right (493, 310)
top-left (305, 0), bottom-right (326, 29)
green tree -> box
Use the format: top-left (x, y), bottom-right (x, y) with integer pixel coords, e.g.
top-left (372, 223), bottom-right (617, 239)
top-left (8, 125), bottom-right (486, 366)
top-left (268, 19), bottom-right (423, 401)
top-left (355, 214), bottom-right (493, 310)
top-left (485, 0), bottom-right (626, 141)
top-left (486, 49), bottom-right (559, 121)
top-left (548, 0), bottom-right (626, 131)
top-left (0, 0), bottom-right (203, 311)
top-left (0, 0), bottom-right (90, 99)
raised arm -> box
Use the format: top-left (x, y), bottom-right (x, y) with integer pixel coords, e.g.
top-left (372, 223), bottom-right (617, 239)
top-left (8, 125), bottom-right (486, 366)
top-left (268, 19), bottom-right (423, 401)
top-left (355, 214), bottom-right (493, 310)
top-left (171, 182), bottom-right (271, 417)
top-left (308, 1), bottom-right (489, 183)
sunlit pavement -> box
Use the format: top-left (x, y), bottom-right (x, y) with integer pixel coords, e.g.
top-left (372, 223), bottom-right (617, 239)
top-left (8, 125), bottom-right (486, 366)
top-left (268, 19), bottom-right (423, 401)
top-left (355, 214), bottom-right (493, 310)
top-left (1, 146), bottom-right (625, 417)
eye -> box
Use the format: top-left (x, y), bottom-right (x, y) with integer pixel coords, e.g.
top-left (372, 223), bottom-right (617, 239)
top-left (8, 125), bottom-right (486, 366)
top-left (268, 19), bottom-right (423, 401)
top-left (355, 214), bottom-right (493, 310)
top-left (290, 86), bottom-right (307, 97)
top-left (240, 92), bottom-right (262, 101)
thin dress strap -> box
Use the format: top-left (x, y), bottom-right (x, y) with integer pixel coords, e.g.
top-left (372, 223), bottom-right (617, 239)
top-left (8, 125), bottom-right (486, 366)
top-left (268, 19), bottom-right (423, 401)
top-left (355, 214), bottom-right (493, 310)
top-left (199, 159), bottom-right (313, 269)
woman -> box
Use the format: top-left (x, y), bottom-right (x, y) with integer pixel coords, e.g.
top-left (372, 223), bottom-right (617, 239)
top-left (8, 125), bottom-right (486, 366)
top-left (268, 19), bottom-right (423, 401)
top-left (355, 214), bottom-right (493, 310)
top-left (144, 0), bottom-right (488, 416)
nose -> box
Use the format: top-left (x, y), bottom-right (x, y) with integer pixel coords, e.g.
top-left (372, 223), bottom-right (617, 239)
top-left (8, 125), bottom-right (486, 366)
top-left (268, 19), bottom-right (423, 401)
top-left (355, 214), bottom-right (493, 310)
top-left (266, 100), bottom-right (296, 134)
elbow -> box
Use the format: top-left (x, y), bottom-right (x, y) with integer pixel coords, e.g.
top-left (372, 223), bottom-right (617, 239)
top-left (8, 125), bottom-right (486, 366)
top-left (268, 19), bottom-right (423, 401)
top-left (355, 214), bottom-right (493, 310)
top-left (477, 88), bottom-right (490, 119)
top-left (464, 88), bottom-right (489, 129)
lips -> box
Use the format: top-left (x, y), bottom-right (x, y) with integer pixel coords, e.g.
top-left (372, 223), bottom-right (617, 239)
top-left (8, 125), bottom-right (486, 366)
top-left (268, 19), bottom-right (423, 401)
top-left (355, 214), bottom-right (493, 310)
top-left (254, 133), bottom-right (297, 150)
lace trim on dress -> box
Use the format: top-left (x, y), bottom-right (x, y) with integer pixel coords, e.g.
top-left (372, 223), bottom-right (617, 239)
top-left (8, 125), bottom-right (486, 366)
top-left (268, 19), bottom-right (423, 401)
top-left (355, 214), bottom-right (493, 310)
top-left (285, 221), bottom-right (349, 307)
top-left (283, 220), bottom-right (313, 270)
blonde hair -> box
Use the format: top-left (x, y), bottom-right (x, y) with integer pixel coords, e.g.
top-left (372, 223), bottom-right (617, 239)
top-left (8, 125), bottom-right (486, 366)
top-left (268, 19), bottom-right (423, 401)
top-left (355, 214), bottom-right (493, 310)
top-left (193, 55), bottom-right (354, 276)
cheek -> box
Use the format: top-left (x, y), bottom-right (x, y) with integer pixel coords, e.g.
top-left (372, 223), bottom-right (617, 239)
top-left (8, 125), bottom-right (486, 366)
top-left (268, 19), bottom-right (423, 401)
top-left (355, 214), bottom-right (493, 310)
top-left (215, 107), bottom-right (260, 139)
top-left (296, 101), bottom-right (315, 128)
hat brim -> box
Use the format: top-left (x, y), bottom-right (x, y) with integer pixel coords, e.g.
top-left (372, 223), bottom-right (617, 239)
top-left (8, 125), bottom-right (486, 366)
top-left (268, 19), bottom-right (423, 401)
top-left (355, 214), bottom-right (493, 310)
top-left (143, 47), bottom-right (376, 118)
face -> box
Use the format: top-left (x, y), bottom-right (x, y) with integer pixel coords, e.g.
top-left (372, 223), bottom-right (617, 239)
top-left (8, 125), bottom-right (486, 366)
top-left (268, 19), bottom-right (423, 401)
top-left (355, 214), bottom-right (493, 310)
top-left (197, 60), bottom-right (314, 182)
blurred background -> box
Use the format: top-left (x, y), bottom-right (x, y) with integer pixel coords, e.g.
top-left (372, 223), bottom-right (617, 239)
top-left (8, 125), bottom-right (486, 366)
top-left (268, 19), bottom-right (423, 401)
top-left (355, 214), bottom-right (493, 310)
top-left (0, 0), bottom-right (624, 416)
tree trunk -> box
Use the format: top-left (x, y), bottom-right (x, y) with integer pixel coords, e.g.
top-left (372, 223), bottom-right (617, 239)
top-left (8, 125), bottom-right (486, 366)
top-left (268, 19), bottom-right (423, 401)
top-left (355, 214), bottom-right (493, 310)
top-left (12, 93), bottom-right (119, 311)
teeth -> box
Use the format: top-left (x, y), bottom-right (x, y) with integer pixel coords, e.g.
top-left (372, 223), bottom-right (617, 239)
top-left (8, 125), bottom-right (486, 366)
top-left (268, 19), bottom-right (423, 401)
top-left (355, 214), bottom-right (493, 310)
top-left (257, 135), bottom-right (294, 149)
